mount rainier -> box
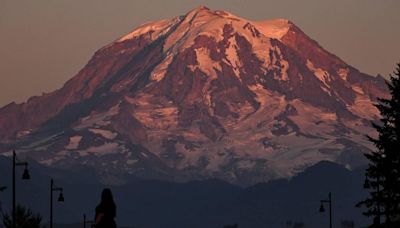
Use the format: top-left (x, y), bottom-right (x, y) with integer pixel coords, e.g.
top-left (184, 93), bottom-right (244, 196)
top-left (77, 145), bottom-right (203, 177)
top-left (0, 6), bottom-right (387, 186)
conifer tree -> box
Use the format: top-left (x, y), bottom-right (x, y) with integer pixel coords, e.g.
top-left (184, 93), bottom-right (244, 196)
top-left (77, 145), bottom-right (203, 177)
top-left (357, 63), bottom-right (400, 227)
top-left (1, 205), bottom-right (42, 228)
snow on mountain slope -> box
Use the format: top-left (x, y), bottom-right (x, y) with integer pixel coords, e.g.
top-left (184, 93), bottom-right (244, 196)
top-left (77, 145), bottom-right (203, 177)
top-left (0, 6), bottom-right (387, 186)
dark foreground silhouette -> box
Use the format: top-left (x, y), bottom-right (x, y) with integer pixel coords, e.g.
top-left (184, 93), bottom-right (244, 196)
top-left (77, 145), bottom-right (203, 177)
top-left (94, 188), bottom-right (116, 228)
top-left (0, 155), bottom-right (369, 228)
top-left (223, 224), bottom-right (238, 228)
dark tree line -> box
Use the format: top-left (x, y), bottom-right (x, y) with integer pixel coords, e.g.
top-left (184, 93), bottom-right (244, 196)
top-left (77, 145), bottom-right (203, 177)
top-left (358, 63), bottom-right (400, 227)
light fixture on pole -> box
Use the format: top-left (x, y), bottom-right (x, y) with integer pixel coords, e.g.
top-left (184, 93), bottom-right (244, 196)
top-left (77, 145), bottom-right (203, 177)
top-left (50, 178), bottom-right (64, 228)
top-left (12, 150), bottom-right (30, 228)
top-left (319, 192), bottom-right (333, 228)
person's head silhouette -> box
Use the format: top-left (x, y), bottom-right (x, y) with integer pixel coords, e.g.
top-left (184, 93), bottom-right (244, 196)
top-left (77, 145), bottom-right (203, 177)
top-left (101, 188), bottom-right (114, 203)
top-left (94, 188), bottom-right (116, 228)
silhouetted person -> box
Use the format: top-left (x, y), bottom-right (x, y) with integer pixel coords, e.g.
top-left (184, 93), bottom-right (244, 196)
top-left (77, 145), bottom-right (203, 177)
top-left (94, 188), bottom-right (116, 228)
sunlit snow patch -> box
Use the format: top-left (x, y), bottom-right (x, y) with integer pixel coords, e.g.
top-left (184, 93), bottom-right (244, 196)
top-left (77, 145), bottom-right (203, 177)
top-left (88, 128), bottom-right (118, 140)
top-left (118, 18), bottom-right (180, 42)
top-left (66, 136), bottom-right (82, 150)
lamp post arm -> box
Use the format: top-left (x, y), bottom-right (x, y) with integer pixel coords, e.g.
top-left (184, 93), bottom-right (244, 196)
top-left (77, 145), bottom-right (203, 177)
top-left (83, 214), bottom-right (94, 228)
top-left (15, 162), bottom-right (28, 166)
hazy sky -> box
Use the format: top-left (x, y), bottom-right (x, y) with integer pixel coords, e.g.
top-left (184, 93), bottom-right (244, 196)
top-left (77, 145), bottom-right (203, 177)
top-left (0, 0), bottom-right (399, 107)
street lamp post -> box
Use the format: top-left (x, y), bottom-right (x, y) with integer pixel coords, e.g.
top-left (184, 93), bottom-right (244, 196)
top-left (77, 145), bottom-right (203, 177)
top-left (83, 214), bottom-right (94, 228)
top-left (12, 150), bottom-right (30, 228)
top-left (319, 192), bottom-right (333, 228)
top-left (50, 178), bottom-right (64, 228)
top-left (0, 185), bottom-right (7, 215)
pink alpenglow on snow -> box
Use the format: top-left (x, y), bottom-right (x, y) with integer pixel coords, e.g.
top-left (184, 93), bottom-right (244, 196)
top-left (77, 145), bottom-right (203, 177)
top-left (0, 6), bottom-right (388, 186)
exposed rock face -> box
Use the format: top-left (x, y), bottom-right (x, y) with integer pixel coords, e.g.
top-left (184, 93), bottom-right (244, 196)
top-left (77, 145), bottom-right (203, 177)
top-left (0, 6), bottom-right (387, 185)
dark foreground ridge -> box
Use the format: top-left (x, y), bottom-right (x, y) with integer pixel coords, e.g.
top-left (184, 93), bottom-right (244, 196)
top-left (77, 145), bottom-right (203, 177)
top-left (0, 155), bottom-right (368, 228)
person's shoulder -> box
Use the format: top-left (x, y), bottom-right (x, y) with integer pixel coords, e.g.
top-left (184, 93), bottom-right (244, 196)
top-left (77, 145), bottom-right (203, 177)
top-left (95, 204), bottom-right (103, 212)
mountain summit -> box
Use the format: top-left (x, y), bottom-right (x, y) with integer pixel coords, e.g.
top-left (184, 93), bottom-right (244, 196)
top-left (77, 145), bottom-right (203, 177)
top-left (0, 7), bottom-right (387, 185)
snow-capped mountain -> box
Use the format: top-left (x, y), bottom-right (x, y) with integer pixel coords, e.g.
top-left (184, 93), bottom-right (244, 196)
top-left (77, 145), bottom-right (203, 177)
top-left (0, 6), bottom-right (388, 185)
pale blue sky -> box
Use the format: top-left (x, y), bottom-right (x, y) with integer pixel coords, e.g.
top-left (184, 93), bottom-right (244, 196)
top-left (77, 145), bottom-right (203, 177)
top-left (0, 0), bottom-right (399, 106)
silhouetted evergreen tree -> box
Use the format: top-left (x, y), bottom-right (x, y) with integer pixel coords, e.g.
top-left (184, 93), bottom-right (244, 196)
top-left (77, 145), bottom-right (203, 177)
top-left (1, 205), bottom-right (42, 228)
top-left (357, 63), bottom-right (400, 227)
